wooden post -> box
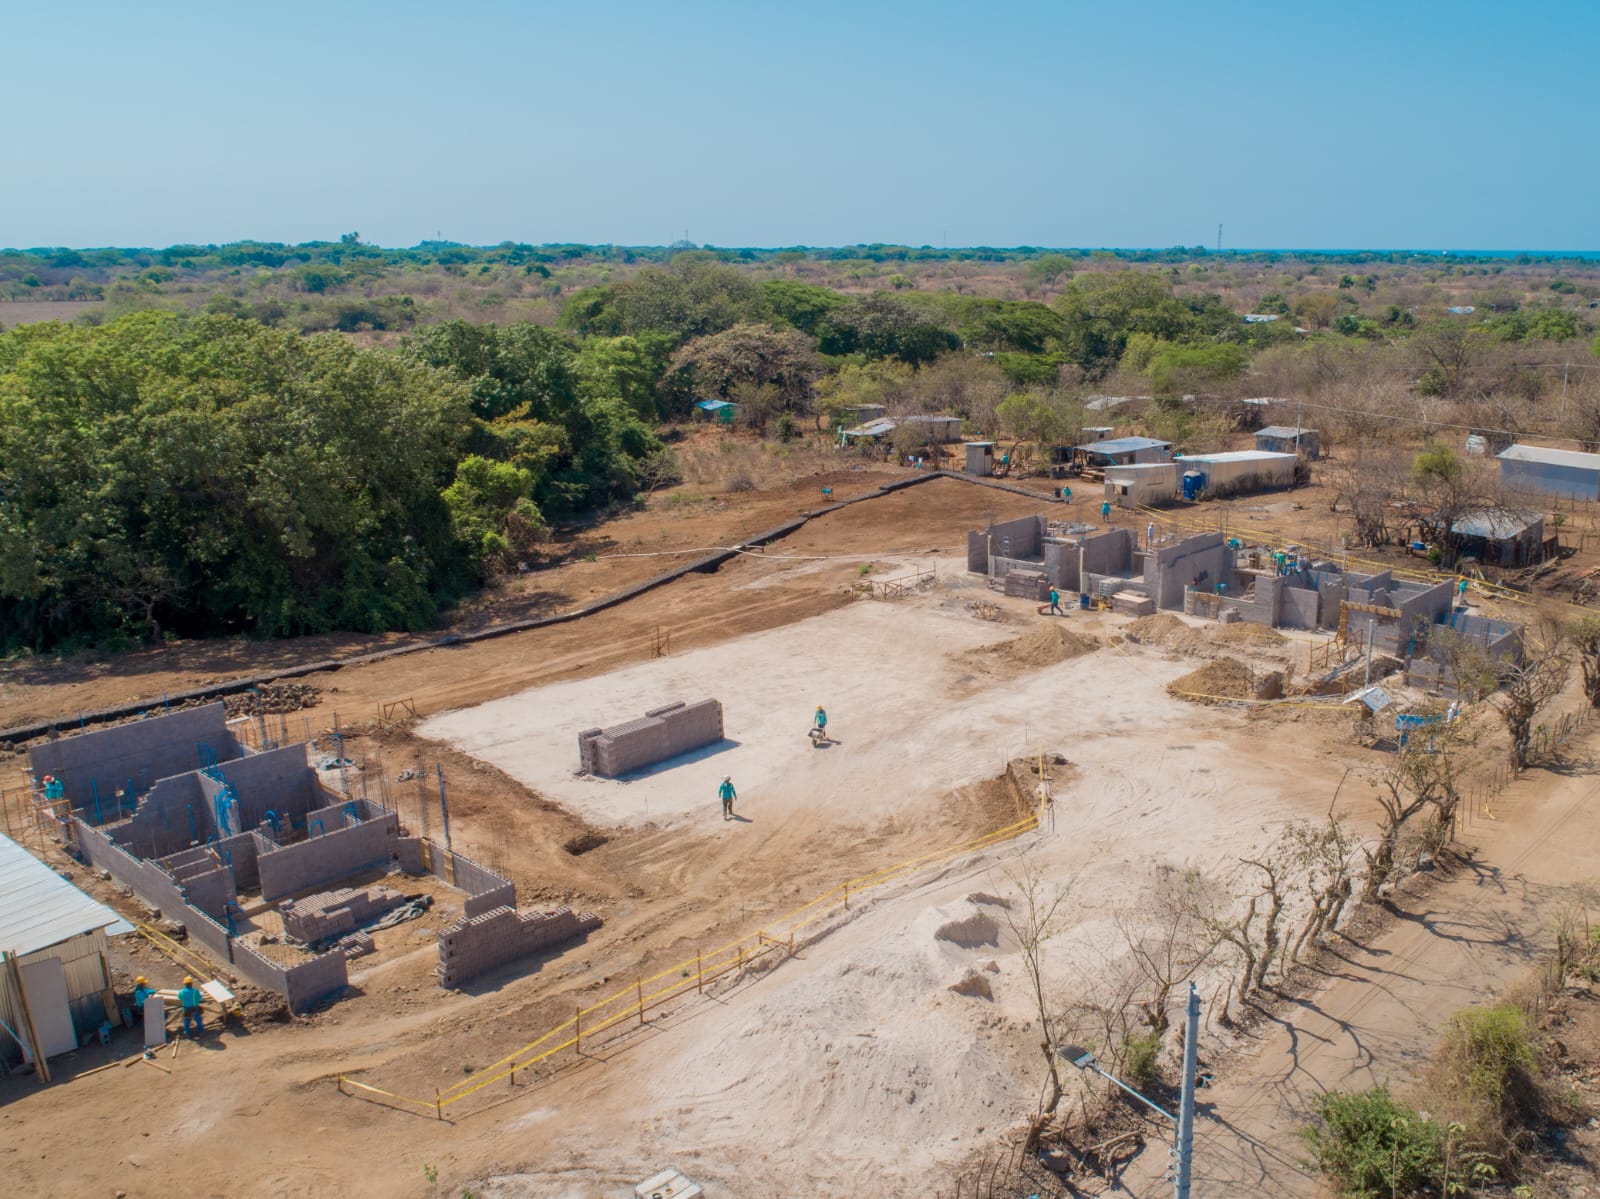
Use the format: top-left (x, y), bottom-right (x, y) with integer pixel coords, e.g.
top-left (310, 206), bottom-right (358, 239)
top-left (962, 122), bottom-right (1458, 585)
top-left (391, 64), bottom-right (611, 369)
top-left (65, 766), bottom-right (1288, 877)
top-left (337, 1074), bottom-right (344, 1095)
top-left (5, 951), bottom-right (50, 1083)
top-left (96, 950), bottom-right (119, 1026)
top-left (435, 1089), bottom-right (443, 1120)
top-left (637, 978), bottom-right (644, 1025)
top-left (575, 1007), bottom-right (581, 1055)
top-left (844, 882), bottom-right (849, 910)
top-left (696, 949), bottom-right (703, 993)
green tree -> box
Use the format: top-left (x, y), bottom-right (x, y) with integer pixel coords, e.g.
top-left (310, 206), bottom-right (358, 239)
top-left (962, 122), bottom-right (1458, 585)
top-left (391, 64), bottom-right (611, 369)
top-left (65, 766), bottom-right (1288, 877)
top-left (817, 294), bottom-right (959, 364)
top-left (668, 323), bottom-right (819, 426)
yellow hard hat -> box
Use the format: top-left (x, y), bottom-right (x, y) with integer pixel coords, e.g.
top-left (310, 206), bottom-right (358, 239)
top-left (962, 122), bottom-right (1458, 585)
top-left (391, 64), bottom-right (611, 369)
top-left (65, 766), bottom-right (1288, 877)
top-left (183, 976), bottom-right (195, 985)
top-left (134, 976), bottom-right (147, 986)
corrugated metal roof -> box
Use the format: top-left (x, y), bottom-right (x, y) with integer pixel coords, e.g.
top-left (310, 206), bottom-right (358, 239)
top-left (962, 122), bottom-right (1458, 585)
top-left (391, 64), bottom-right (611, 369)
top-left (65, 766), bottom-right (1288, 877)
top-left (1078, 436), bottom-right (1171, 455)
top-left (1256, 426), bottom-right (1317, 439)
top-left (1451, 510), bottom-right (1543, 540)
top-left (1498, 443), bottom-right (1600, 472)
top-left (694, 399), bottom-right (737, 411)
top-left (0, 834), bottom-right (129, 956)
top-left (843, 417), bottom-right (897, 437)
top-left (902, 414), bottom-right (960, 425)
top-left (1177, 450), bottom-right (1297, 464)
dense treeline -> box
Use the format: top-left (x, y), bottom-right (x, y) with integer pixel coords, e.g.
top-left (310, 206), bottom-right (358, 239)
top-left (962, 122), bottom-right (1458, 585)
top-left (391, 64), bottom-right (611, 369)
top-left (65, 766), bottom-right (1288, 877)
top-left (3, 245), bottom-right (1599, 652)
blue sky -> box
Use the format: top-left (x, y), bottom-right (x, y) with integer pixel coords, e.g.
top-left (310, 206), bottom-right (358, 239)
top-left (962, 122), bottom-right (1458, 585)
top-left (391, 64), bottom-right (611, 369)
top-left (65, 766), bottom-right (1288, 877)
top-left (6, 0), bottom-right (1596, 250)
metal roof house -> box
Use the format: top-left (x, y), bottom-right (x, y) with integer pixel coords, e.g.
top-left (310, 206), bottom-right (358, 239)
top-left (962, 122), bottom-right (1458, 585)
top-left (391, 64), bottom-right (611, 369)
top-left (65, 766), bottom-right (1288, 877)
top-left (1254, 426), bottom-right (1320, 459)
top-left (1497, 444), bottom-right (1600, 501)
top-left (1451, 510), bottom-right (1546, 567)
top-left (841, 416), bottom-right (898, 442)
top-left (900, 414), bottom-right (963, 444)
top-left (0, 833), bottom-right (129, 1069)
top-left (1076, 436), bottom-right (1173, 467)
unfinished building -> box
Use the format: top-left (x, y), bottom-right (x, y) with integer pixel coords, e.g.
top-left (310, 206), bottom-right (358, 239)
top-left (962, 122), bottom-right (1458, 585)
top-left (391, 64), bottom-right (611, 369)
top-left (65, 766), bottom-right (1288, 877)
top-left (579, 699), bottom-right (725, 777)
top-left (28, 704), bottom-right (598, 1010)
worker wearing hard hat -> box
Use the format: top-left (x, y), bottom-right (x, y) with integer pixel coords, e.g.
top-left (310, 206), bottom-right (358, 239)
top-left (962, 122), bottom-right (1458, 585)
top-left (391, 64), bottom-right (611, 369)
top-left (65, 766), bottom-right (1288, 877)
top-left (131, 976), bottom-right (155, 1010)
top-left (177, 976), bottom-right (205, 1038)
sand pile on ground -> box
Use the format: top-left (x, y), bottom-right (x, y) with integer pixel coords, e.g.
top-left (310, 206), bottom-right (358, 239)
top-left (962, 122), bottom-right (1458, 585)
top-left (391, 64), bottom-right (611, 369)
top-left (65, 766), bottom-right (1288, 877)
top-left (1168, 657), bottom-right (1254, 703)
top-left (935, 912), bottom-right (1000, 948)
top-left (1125, 614), bottom-right (1286, 659)
top-left (977, 623), bottom-right (1099, 669)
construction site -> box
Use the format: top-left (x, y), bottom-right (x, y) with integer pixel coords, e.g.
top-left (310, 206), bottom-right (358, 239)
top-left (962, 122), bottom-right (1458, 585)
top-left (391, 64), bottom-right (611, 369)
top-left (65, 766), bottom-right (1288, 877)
top-left (0, 463), bottom-right (1593, 1199)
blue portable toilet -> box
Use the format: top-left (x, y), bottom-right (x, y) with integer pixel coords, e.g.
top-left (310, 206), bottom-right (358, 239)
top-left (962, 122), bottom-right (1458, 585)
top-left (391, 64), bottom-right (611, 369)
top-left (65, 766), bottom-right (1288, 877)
top-left (1182, 470), bottom-right (1205, 501)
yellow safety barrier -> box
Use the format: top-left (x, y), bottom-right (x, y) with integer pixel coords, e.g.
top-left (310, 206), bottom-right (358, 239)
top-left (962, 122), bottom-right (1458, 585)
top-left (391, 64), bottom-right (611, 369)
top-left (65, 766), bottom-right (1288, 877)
top-left (338, 808), bottom-right (1043, 1117)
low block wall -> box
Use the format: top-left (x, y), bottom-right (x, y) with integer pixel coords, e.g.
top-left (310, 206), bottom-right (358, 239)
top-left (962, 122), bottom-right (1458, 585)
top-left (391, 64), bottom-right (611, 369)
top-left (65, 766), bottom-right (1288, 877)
top-left (579, 698), bottom-right (724, 778)
top-left (437, 905), bottom-right (602, 989)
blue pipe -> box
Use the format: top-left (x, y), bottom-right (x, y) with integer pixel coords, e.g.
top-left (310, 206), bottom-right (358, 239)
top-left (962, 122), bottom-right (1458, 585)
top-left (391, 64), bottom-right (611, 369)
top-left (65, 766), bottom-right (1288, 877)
top-left (92, 779), bottom-right (103, 826)
top-left (187, 803), bottom-right (197, 844)
top-left (309, 818), bottom-right (325, 839)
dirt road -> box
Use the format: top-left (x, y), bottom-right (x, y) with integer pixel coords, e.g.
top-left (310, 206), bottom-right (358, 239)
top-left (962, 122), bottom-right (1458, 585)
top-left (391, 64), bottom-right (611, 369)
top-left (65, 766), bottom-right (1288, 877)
top-left (1114, 746), bottom-right (1600, 1198)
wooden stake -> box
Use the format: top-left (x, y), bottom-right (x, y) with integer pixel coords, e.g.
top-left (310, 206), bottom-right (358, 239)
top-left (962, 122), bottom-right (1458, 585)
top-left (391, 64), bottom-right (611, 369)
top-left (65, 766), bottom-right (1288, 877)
top-left (696, 949), bottom-right (703, 993)
top-left (141, 1057), bottom-right (171, 1075)
top-left (637, 979), bottom-right (644, 1025)
top-left (434, 1088), bottom-right (442, 1120)
top-left (5, 951), bottom-right (49, 1083)
top-left (574, 1007), bottom-right (581, 1055)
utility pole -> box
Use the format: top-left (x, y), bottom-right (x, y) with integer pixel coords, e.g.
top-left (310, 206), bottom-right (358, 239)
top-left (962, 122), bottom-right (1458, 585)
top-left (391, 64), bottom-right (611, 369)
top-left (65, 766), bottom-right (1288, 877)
top-left (1174, 982), bottom-right (1200, 1199)
top-left (436, 763), bottom-right (452, 854)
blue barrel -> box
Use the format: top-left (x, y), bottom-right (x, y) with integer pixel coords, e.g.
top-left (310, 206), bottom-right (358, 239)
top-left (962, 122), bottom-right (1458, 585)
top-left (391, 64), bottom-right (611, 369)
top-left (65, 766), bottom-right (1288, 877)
top-left (1079, 593), bottom-right (1090, 610)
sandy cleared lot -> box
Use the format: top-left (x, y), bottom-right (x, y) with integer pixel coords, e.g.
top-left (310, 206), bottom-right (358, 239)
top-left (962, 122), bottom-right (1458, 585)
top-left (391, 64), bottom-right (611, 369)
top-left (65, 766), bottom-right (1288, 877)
top-left (417, 581), bottom-right (1365, 1197)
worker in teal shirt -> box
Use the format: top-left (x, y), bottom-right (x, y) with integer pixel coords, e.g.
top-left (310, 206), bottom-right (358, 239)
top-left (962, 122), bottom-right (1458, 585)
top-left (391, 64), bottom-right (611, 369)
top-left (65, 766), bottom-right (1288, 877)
top-left (814, 705), bottom-right (827, 733)
top-left (718, 776), bottom-right (737, 821)
top-left (177, 976), bottom-right (204, 1038)
top-left (1101, 500), bottom-right (1111, 523)
top-left (131, 976), bottom-right (155, 1010)
top-left (1048, 588), bottom-right (1062, 616)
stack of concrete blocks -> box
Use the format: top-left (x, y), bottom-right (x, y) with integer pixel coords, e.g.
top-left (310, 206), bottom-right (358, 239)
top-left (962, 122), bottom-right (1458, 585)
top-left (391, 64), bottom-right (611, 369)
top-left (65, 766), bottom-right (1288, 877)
top-left (280, 885), bottom-right (405, 943)
top-left (1004, 569), bottom-right (1049, 601)
top-left (578, 699), bottom-right (724, 778)
top-left (1111, 591), bottom-right (1156, 617)
top-left (437, 905), bottom-right (602, 989)
top-left (338, 932), bottom-right (375, 961)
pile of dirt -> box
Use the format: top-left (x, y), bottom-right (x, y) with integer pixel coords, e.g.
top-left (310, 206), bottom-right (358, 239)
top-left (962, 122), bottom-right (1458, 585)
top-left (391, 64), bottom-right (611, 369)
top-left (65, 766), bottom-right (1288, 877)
top-left (978, 623), bottom-right (1099, 669)
top-left (1124, 613), bottom-right (1287, 659)
top-left (947, 969), bottom-right (994, 1000)
top-left (1168, 657), bottom-right (1254, 703)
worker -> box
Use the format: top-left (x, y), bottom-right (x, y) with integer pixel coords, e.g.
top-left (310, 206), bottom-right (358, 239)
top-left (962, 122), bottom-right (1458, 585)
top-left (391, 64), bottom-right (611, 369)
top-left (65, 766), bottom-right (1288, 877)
top-left (1101, 500), bottom-right (1112, 524)
top-left (42, 775), bottom-right (63, 800)
top-left (177, 976), bottom-right (204, 1038)
top-left (1060, 484), bottom-right (1071, 502)
top-left (131, 976), bottom-right (155, 1010)
top-left (718, 776), bottom-right (737, 821)
top-left (1146, 522), bottom-right (1155, 550)
top-left (814, 705), bottom-right (828, 736)
top-left (1048, 587), bottom-right (1062, 616)
top-left (1457, 577), bottom-right (1470, 608)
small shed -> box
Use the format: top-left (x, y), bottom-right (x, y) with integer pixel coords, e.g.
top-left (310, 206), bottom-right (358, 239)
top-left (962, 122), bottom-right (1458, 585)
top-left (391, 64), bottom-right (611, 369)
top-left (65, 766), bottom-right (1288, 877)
top-left (1176, 450), bottom-right (1298, 498)
top-left (1497, 444), bottom-right (1600, 502)
top-left (1076, 436), bottom-right (1173, 468)
top-left (900, 414), bottom-right (963, 444)
top-left (964, 442), bottom-right (995, 477)
top-left (1451, 510), bottom-right (1546, 567)
top-left (1254, 426), bottom-right (1320, 459)
top-left (0, 833), bottom-right (129, 1067)
top-left (1080, 426), bottom-right (1114, 443)
top-left (693, 399), bottom-right (739, 424)
top-left (1104, 462), bottom-right (1179, 508)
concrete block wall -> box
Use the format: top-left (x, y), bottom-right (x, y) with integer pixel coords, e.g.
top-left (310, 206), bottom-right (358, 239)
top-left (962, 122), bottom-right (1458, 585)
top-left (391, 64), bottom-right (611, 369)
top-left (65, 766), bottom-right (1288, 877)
top-left (29, 702), bottom-right (241, 812)
top-left (437, 905), bottom-right (602, 989)
top-left (1217, 575), bottom-right (1283, 627)
top-left (208, 744), bottom-right (320, 832)
top-left (104, 772), bottom-right (210, 858)
top-left (1147, 532), bottom-right (1230, 610)
top-left (966, 529), bottom-right (988, 573)
top-left (231, 939), bottom-right (349, 1013)
top-left (256, 811), bottom-right (399, 900)
top-left (1280, 586), bottom-right (1320, 630)
top-left (985, 514), bottom-right (1043, 561)
top-left (583, 698), bottom-right (724, 777)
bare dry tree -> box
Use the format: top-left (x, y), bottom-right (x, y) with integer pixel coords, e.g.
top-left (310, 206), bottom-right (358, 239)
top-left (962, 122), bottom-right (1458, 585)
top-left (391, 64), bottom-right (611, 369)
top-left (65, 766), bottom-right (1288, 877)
top-left (1363, 717), bottom-right (1473, 900)
top-left (1285, 805), bottom-right (1361, 969)
top-left (1113, 865), bottom-right (1223, 1035)
top-left (1493, 617), bottom-right (1570, 772)
top-left (998, 859), bottom-right (1076, 1149)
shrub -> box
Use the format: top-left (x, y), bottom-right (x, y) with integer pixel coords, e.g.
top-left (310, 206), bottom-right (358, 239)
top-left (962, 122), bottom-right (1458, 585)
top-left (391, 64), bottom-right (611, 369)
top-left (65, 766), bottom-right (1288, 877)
top-left (1120, 1030), bottom-right (1162, 1092)
top-left (1300, 1086), bottom-right (1443, 1198)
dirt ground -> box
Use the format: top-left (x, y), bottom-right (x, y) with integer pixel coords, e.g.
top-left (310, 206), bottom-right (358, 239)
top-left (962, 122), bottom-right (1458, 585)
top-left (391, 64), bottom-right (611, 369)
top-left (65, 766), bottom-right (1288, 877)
top-left (2, 460), bottom-right (1591, 1199)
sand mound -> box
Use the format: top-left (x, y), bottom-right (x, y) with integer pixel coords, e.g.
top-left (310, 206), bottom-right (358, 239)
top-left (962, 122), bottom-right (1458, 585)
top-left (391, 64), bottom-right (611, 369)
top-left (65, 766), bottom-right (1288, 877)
top-left (1124, 614), bottom-right (1188, 645)
top-left (979, 623), bottom-right (1099, 669)
top-left (1168, 657), bottom-right (1254, 703)
top-left (947, 969), bottom-right (994, 1001)
top-left (934, 912), bottom-right (1000, 948)
top-left (1125, 613), bottom-right (1286, 659)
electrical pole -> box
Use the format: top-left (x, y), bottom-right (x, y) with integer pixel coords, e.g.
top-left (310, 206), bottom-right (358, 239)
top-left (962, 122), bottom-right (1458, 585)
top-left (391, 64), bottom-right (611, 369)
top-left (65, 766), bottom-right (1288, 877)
top-left (1174, 982), bottom-right (1200, 1199)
